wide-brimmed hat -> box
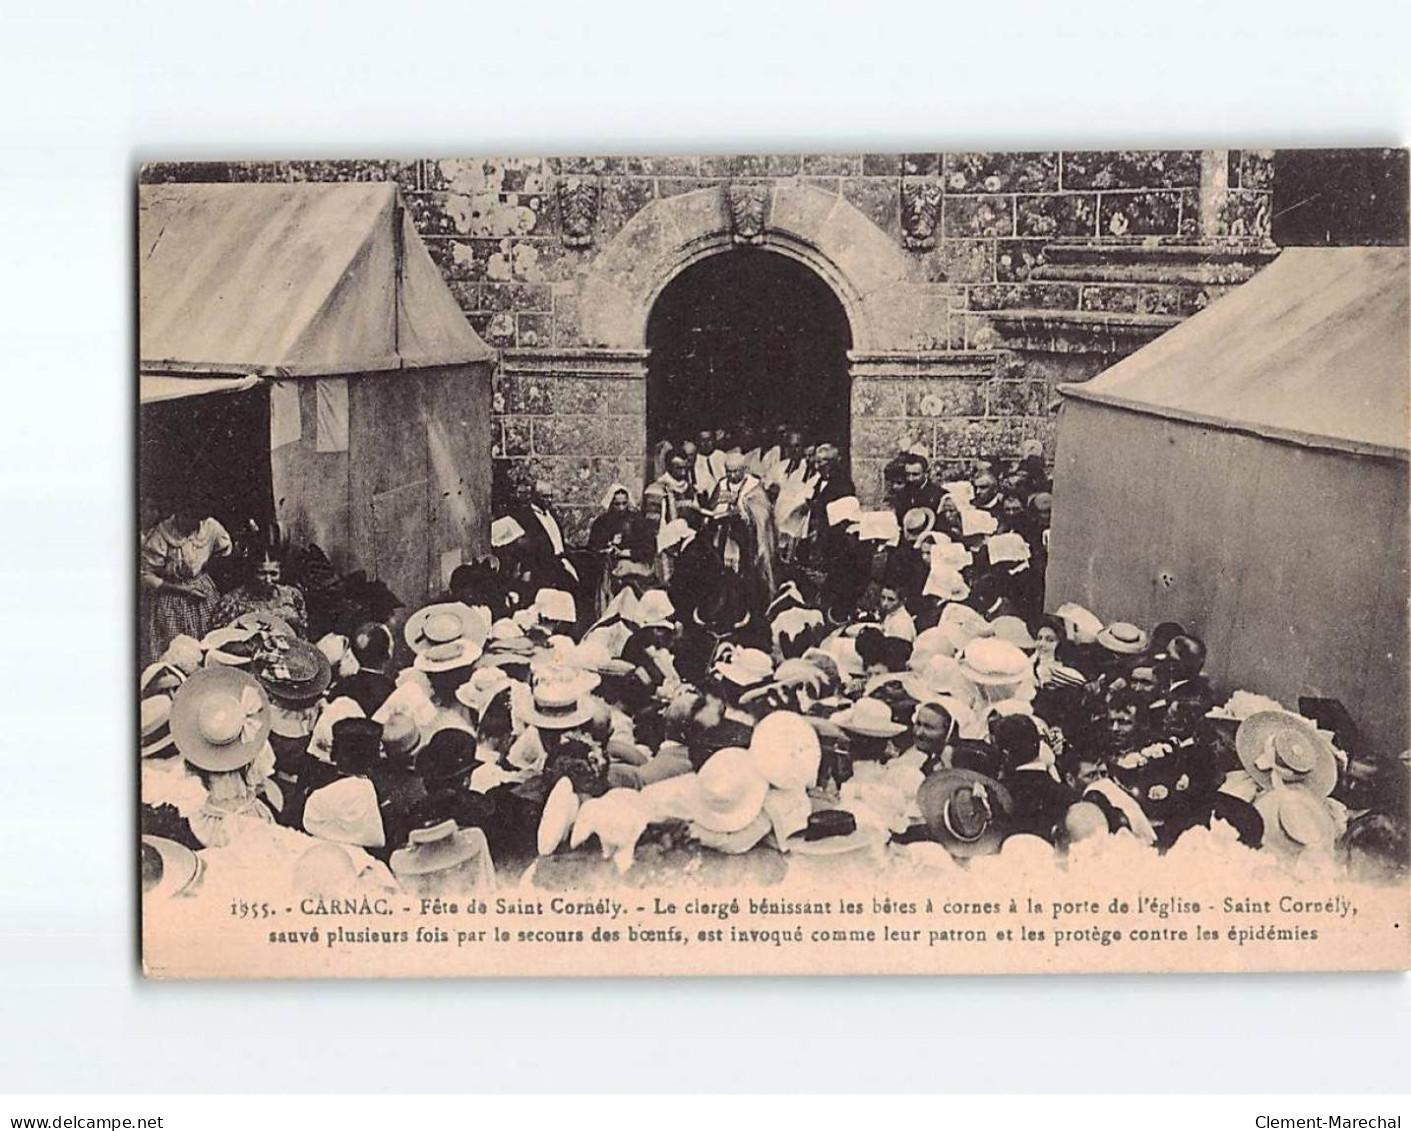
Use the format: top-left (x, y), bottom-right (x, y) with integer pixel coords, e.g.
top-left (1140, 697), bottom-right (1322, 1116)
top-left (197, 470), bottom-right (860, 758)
top-left (748, 711), bottom-right (821, 791)
top-left (170, 666), bottom-right (271, 773)
top-left (940, 602), bottom-right (993, 641)
top-left (901, 654), bottom-right (974, 705)
top-left (570, 638), bottom-right (636, 678)
top-left (455, 666), bottom-right (514, 718)
top-left (140, 661), bottom-right (186, 696)
top-left (989, 615), bottom-right (1038, 650)
top-left (958, 637), bottom-right (1032, 686)
top-left (1255, 788), bottom-right (1338, 861)
top-left (417, 728), bottom-right (478, 784)
top-left (303, 775), bottom-right (386, 848)
top-left (713, 647), bottom-right (775, 689)
top-left (1053, 602), bottom-right (1104, 645)
top-left (140, 694), bottom-right (177, 758)
top-left (831, 697), bottom-right (906, 739)
top-left (414, 636), bottom-right (484, 674)
top-left (902, 507), bottom-right (936, 541)
top-left (201, 624), bottom-right (261, 667)
top-left (693, 810), bottom-right (773, 855)
top-left (390, 820), bottom-right (489, 878)
top-left (254, 638), bottom-right (332, 704)
top-left (917, 769), bottom-right (1013, 858)
top-left (1096, 621), bottom-right (1149, 655)
top-left (694, 747), bottom-right (769, 833)
top-left (404, 602), bottom-right (491, 655)
top-left (141, 835), bottom-right (201, 898)
top-left (785, 809), bottom-right (888, 857)
top-left (230, 611), bottom-right (295, 637)
top-left (522, 679), bottom-right (594, 731)
top-left (160, 634), bottom-right (204, 677)
top-left (1236, 711), bottom-right (1339, 797)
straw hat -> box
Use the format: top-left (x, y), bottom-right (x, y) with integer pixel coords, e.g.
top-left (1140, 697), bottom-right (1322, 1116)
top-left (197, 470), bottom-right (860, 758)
top-left (140, 695), bottom-right (177, 758)
top-left (940, 602), bottom-right (993, 641)
top-left (989, 615), bottom-right (1038, 650)
top-left (902, 507), bottom-right (936, 541)
top-left (390, 820), bottom-right (489, 878)
top-left (1236, 711), bottom-right (1339, 797)
top-left (522, 679), bottom-right (594, 731)
top-left (958, 637), bottom-right (1032, 686)
top-left (694, 747), bottom-right (769, 833)
top-left (253, 638), bottom-right (332, 704)
top-left (161, 634), bottom-right (204, 677)
top-left (303, 776), bottom-right (386, 849)
top-left (140, 661), bottom-right (186, 696)
top-left (1053, 602), bottom-right (1104, 645)
top-left (901, 654), bottom-right (972, 705)
top-left (170, 667), bottom-right (271, 773)
top-left (404, 602), bottom-right (490, 655)
top-left (141, 835), bottom-right (201, 899)
top-left (917, 769), bottom-right (1013, 858)
top-left (201, 624), bottom-right (261, 667)
top-left (832, 697), bottom-right (906, 739)
top-left (1255, 789), bottom-right (1337, 861)
top-left (413, 636), bottom-right (484, 674)
top-left (1096, 621), bottom-right (1149, 655)
top-left (455, 667), bottom-right (514, 718)
top-left (748, 711), bottom-right (821, 791)
top-left (692, 810), bottom-right (773, 855)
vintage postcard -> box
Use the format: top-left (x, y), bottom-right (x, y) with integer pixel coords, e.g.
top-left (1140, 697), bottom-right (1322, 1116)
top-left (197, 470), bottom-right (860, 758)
top-left (137, 148), bottom-right (1410, 978)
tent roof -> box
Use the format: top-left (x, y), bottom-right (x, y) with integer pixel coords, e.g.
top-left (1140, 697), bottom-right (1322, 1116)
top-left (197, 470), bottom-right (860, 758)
top-left (1060, 246), bottom-right (1410, 460)
top-left (139, 182), bottom-right (493, 378)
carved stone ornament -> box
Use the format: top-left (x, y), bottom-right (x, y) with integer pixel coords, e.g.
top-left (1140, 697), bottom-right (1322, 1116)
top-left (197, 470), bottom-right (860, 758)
top-left (557, 176), bottom-right (600, 248)
top-left (900, 179), bottom-right (942, 250)
top-left (725, 180), bottom-right (770, 246)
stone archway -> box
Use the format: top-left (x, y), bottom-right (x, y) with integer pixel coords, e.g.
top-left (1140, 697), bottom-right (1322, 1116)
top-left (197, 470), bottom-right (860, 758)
top-left (578, 183), bottom-right (916, 352)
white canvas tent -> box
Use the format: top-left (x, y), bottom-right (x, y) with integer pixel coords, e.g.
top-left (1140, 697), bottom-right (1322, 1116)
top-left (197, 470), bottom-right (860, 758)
top-left (1048, 246), bottom-right (1410, 758)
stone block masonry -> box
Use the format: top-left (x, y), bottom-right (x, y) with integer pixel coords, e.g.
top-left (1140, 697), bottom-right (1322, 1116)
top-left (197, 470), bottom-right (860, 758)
top-left (141, 151), bottom-right (1278, 529)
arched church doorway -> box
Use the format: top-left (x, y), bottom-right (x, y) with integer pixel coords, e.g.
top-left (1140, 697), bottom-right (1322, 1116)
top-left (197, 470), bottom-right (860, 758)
top-left (645, 248), bottom-right (853, 466)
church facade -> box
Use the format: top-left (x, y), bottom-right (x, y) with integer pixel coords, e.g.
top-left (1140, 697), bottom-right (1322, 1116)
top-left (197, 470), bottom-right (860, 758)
top-left (142, 150), bottom-right (1279, 541)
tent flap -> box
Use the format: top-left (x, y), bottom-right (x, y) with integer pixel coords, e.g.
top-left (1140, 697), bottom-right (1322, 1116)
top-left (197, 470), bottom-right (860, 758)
top-left (139, 372), bottom-right (262, 404)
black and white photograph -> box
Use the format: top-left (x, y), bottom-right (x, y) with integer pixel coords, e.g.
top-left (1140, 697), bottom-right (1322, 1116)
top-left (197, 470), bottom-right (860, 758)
top-left (135, 148), bottom-right (1410, 978)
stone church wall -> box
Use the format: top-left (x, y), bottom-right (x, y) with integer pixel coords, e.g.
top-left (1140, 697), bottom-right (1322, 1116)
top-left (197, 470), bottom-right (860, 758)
top-left (141, 151), bottom-right (1276, 542)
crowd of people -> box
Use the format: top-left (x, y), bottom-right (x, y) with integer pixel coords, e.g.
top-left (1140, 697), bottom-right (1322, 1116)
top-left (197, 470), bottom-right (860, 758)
top-left (138, 436), bottom-right (1409, 904)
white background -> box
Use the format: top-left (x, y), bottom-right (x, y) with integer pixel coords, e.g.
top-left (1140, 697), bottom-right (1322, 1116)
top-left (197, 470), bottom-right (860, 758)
top-left (0, 0), bottom-right (1408, 1094)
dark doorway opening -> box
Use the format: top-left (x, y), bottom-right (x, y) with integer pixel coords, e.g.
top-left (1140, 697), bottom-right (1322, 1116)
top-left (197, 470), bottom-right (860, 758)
top-left (646, 249), bottom-right (853, 463)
